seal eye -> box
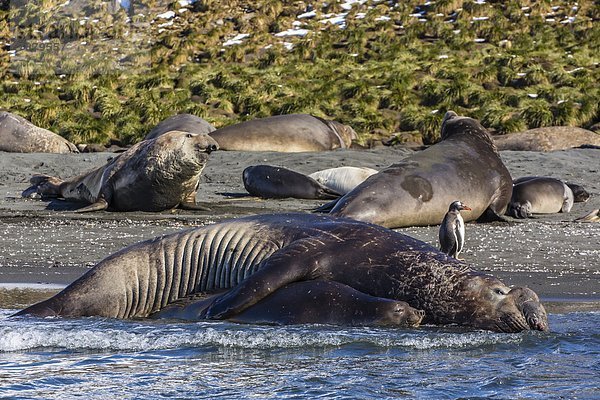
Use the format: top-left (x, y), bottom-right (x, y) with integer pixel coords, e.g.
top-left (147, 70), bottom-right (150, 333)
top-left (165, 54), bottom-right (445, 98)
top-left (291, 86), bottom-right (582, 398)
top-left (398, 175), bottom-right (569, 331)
top-left (186, 133), bottom-right (193, 138)
top-left (494, 288), bottom-right (507, 295)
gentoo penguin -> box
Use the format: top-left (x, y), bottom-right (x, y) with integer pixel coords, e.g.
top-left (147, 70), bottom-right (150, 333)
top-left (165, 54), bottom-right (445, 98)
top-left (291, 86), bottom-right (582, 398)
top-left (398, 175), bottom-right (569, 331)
top-left (439, 200), bottom-right (472, 259)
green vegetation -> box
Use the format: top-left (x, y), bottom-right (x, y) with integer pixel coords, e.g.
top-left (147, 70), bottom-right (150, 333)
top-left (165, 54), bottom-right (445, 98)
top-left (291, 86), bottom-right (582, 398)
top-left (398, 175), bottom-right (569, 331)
top-left (1, 0), bottom-right (599, 146)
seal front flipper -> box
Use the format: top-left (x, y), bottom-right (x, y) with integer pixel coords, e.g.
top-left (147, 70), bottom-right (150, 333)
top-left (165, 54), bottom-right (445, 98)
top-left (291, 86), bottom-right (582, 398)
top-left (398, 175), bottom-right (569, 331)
top-left (204, 237), bottom-right (327, 319)
top-left (477, 207), bottom-right (510, 223)
top-left (74, 197), bottom-right (109, 213)
top-left (313, 197), bottom-right (341, 213)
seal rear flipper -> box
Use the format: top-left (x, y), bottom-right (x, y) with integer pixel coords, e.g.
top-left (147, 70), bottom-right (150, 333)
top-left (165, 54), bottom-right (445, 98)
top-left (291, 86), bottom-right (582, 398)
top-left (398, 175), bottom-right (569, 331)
top-left (477, 207), bottom-right (510, 223)
top-left (23, 174), bottom-right (64, 197)
top-left (313, 197), bottom-right (341, 213)
top-left (316, 186), bottom-right (342, 200)
top-left (74, 198), bottom-right (109, 213)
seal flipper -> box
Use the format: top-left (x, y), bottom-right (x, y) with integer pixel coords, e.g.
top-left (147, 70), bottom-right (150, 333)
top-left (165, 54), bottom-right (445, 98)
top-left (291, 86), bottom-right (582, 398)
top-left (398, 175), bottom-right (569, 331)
top-left (477, 207), bottom-right (510, 223)
top-left (204, 237), bottom-right (326, 319)
top-left (74, 197), bottom-right (109, 213)
top-left (313, 197), bottom-right (341, 213)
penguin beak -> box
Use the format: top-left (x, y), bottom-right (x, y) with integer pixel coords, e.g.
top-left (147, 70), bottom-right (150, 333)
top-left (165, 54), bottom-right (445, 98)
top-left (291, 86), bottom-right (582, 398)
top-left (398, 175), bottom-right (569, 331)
top-left (462, 205), bottom-right (472, 211)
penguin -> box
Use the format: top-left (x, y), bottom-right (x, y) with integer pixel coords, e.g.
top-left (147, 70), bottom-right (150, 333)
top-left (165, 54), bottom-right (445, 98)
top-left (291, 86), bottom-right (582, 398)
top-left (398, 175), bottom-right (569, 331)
top-left (439, 200), bottom-right (472, 259)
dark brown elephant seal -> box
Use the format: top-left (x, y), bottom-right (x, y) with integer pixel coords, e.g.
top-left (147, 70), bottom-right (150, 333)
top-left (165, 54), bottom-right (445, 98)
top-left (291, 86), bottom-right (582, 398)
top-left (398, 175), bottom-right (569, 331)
top-left (513, 176), bottom-right (590, 203)
top-left (0, 111), bottom-right (78, 153)
top-left (144, 113), bottom-right (216, 140)
top-left (494, 127), bottom-right (600, 152)
top-left (508, 177), bottom-right (574, 218)
top-left (324, 111), bottom-right (513, 228)
top-left (14, 213), bottom-right (548, 333)
top-left (151, 280), bottom-right (425, 327)
top-left (243, 165), bottom-right (341, 199)
top-left (209, 114), bottom-right (357, 152)
top-left (21, 131), bottom-right (218, 212)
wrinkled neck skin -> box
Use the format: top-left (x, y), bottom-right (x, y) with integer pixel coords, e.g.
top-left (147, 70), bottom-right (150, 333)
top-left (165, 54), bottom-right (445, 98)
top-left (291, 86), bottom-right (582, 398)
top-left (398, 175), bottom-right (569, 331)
top-left (452, 275), bottom-right (548, 332)
top-left (390, 251), bottom-right (548, 332)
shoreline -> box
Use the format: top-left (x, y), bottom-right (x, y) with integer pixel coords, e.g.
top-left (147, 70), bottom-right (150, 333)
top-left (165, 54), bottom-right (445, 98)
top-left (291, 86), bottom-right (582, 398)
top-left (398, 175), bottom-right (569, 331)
top-left (1, 147), bottom-right (599, 312)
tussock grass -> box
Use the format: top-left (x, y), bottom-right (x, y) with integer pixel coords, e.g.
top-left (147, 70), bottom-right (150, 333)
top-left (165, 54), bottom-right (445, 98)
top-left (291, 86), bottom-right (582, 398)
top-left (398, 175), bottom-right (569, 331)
top-left (1, 0), bottom-right (598, 145)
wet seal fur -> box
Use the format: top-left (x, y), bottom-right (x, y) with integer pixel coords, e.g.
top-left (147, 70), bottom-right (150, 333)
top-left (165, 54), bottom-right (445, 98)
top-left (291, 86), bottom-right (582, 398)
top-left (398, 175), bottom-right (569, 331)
top-left (209, 114), bottom-right (357, 152)
top-left (243, 165), bottom-right (341, 200)
top-left (0, 111), bottom-right (78, 154)
top-left (14, 213), bottom-right (548, 333)
top-left (144, 113), bottom-right (216, 140)
top-left (151, 280), bottom-right (425, 327)
top-left (21, 131), bottom-right (218, 212)
top-left (323, 111), bottom-right (513, 228)
top-left (513, 176), bottom-right (590, 203)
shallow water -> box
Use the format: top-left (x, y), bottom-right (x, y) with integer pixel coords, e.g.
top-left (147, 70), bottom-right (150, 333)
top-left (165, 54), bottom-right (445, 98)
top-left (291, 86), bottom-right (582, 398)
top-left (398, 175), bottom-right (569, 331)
top-left (1, 310), bottom-right (598, 399)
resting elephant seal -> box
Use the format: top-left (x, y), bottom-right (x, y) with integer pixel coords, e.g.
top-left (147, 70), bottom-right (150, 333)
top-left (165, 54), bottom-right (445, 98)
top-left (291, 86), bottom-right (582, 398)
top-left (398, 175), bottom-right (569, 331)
top-left (14, 213), bottom-right (548, 333)
top-left (493, 127), bottom-right (600, 151)
top-left (0, 111), bottom-right (78, 153)
top-left (243, 165), bottom-right (341, 200)
top-left (151, 280), bottom-right (425, 327)
top-left (324, 111), bottom-right (513, 228)
top-left (308, 166), bottom-right (379, 195)
top-left (508, 177), bottom-right (574, 218)
top-left (21, 131), bottom-right (218, 212)
top-left (209, 114), bottom-right (357, 152)
top-left (144, 113), bottom-right (216, 140)
top-left (513, 176), bottom-right (590, 203)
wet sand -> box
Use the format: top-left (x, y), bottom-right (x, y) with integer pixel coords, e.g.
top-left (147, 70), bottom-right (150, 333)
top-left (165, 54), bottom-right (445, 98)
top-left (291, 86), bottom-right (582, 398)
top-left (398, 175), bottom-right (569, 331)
top-left (0, 147), bottom-right (599, 311)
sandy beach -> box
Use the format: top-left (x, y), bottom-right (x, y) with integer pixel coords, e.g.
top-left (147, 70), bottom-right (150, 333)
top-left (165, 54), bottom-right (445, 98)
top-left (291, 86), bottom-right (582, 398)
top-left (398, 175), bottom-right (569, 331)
top-left (0, 146), bottom-right (599, 312)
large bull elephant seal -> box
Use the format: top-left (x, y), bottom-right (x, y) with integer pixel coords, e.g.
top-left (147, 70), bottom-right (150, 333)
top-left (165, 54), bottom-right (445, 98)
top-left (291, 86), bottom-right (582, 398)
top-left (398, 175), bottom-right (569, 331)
top-left (0, 111), bottom-right (78, 153)
top-left (243, 165), bottom-right (341, 199)
top-left (151, 280), bottom-right (425, 327)
top-left (324, 111), bottom-right (513, 228)
top-left (14, 213), bottom-right (548, 333)
top-left (209, 114), bottom-right (357, 152)
top-left (21, 131), bottom-right (218, 212)
top-left (144, 113), bottom-right (216, 140)
top-left (508, 177), bottom-right (574, 219)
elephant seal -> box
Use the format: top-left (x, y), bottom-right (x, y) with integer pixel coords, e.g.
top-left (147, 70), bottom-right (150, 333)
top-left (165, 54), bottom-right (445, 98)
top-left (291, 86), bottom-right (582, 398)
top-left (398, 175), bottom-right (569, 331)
top-left (151, 280), bottom-right (425, 327)
top-left (243, 165), bottom-right (341, 200)
top-left (14, 213), bottom-right (548, 333)
top-left (209, 114), bottom-right (357, 152)
top-left (493, 127), bottom-right (600, 152)
top-left (308, 166), bottom-right (379, 195)
top-left (0, 111), bottom-right (78, 153)
top-left (144, 113), bottom-right (216, 140)
top-left (508, 177), bottom-right (574, 219)
top-left (21, 131), bottom-right (218, 212)
top-left (513, 176), bottom-right (590, 203)
top-left (324, 111), bottom-right (513, 228)
top-left (575, 209), bottom-right (600, 222)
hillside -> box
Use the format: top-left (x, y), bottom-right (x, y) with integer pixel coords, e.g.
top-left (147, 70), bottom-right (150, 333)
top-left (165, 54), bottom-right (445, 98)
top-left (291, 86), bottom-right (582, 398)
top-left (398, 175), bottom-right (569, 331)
top-left (1, 0), bottom-right (599, 146)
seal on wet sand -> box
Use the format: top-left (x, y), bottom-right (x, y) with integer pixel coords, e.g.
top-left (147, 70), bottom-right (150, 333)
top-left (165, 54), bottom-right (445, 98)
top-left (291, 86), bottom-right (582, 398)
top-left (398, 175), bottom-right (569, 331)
top-left (243, 165), bottom-right (341, 200)
top-left (209, 114), bottom-right (357, 152)
top-left (323, 111), bottom-right (513, 228)
top-left (0, 111), bottom-right (78, 154)
top-left (151, 280), bottom-right (425, 327)
top-left (508, 177), bottom-right (574, 219)
top-left (14, 213), bottom-right (548, 333)
top-left (513, 176), bottom-right (590, 203)
top-left (21, 131), bottom-right (218, 212)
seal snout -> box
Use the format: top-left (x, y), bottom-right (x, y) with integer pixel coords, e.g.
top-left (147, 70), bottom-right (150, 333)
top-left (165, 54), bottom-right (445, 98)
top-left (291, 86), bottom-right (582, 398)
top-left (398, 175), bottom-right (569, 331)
top-left (206, 144), bottom-right (218, 154)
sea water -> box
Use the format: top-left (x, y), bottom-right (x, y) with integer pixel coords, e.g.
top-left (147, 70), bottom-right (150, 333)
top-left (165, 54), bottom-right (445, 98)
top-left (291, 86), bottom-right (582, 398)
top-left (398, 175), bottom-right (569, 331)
top-left (1, 310), bottom-right (598, 399)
